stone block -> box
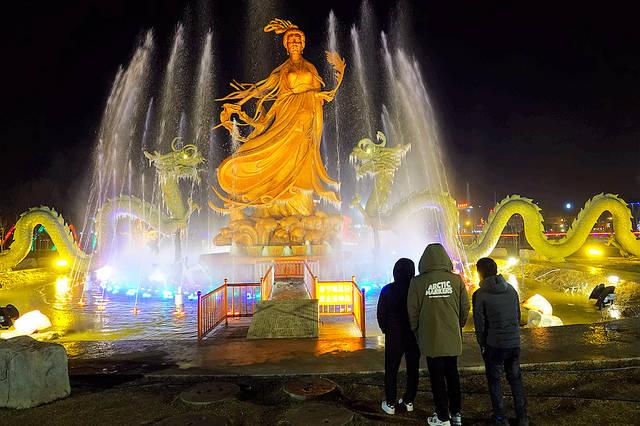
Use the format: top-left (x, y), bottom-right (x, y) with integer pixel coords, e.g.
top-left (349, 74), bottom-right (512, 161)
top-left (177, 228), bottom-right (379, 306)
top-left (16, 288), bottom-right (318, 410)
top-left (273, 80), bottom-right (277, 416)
top-left (247, 299), bottom-right (319, 338)
top-left (0, 336), bottom-right (70, 409)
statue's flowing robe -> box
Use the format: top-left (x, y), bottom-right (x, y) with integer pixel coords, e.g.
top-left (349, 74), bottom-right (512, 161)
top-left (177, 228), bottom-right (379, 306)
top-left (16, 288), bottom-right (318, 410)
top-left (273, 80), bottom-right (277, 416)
top-left (214, 59), bottom-right (339, 217)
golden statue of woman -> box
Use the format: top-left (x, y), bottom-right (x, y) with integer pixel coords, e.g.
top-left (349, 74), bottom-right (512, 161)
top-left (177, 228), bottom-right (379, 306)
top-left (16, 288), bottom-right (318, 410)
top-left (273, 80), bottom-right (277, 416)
top-left (211, 19), bottom-right (345, 218)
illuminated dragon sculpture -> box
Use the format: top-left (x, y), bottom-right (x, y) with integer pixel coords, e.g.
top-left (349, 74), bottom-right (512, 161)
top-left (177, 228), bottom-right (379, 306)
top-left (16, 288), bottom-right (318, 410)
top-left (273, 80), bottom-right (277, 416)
top-left (350, 132), bottom-right (640, 263)
top-left (350, 131), bottom-right (461, 254)
top-left (350, 131), bottom-right (411, 224)
top-left (465, 193), bottom-right (640, 262)
top-left (0, 139), bottom-right (204, 272)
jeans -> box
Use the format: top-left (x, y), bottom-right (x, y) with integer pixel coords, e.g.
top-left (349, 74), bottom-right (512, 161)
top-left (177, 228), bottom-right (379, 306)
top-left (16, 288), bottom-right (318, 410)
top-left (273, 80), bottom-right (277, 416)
top-left (384, 337), bottom-right (420, 404)
top-left (426, 356), bottom-right (461, 421)
top-left (483, 346), bottom-right (528, 419)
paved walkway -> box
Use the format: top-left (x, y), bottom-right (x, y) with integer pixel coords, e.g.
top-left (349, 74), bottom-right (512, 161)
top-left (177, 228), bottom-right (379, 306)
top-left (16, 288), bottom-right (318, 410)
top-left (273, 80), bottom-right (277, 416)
top-left (65, 318), bottom-right (640, 378)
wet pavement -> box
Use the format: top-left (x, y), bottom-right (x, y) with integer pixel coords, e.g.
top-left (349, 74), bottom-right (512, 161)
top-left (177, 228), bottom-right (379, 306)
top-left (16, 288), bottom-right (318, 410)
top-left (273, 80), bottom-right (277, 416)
top-left (64, 317), bottom-right (640, 378)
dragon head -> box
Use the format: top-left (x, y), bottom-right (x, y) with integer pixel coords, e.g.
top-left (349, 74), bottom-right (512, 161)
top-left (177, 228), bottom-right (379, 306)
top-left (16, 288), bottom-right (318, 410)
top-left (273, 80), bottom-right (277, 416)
top-left (349, 131), bottom-right (410, 179)
top-left (144, 137), bottom-right (205, 184)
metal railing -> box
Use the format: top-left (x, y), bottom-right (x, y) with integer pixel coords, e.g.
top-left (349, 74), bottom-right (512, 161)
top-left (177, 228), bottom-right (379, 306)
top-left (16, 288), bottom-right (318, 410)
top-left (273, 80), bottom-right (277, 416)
top-left (352, 280), bottom-right (366, 337)
top-left (315, 276), bottom-right (366, 337)
top-left (197, 283), bottom-right (228, 341)
top-left (197, 279), bottom-right (262, 342)
top-left (197, 263), bottom-right (367, 340)
top-left (274, 260), bottom-right (305, 278)
top-left (303, 261), bottom-right (317, 300)
top-left (226, 281), bottom-right (261, 317)
top-left (261, 265), bottom-right (274, 301)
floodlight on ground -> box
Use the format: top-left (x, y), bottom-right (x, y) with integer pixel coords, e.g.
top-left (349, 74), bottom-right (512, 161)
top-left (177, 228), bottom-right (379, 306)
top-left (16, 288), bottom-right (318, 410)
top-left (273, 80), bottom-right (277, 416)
top-left (587, 247), bottom-right (603, 257)
top-left (54, 258), bottom-right (69, 268)
top-left (55, 276), bottom-right (70, 295)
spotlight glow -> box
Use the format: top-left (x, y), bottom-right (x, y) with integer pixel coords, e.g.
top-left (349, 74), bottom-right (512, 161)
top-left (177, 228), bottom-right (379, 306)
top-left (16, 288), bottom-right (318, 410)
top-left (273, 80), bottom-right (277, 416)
top-left (55, 276), bottom-right (70, 295)
top-left (506, 274), bottom-right (519, 292)
top-left (587, 247), bottom-right (603, 256)
top-left (522, 294), bottom-right (553, 315)
top-left (149, 270), bottom-right (167, 284)
top-left (55, 258), bottom-right (69, 268)
top-left (1, 310), bottom-right (52, 339)
top-left (96, 265), bottom-right (113, 282)
top-left (607, 275), bottom-right (620, 284)
top-left (507, 257), bottom-right (519, 267)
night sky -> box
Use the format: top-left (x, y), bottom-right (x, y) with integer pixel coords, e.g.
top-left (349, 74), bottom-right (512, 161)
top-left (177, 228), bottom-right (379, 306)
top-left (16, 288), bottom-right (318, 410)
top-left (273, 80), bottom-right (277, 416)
top-left (2, 0), bottom-right (639, 222)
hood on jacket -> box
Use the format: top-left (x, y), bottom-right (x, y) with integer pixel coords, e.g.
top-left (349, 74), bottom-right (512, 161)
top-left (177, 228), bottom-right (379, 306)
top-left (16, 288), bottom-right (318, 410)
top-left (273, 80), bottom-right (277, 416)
top-left (418, 243), bottom-right (453, 274)
top-left (393, 258), bottom-right (415, 284)
top-left (479, 274), bottom-right (510, 294)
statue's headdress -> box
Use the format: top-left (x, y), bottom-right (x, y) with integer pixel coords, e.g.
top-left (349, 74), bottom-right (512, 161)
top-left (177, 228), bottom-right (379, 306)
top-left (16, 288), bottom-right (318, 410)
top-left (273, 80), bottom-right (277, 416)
top-left (264, 19), bottom-right (305, 49)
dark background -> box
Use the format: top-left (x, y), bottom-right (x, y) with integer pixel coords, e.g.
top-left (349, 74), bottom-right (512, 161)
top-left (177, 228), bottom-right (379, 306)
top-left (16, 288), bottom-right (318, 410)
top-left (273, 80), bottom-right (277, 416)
top-left (1, 0), bottom-right (639, 222)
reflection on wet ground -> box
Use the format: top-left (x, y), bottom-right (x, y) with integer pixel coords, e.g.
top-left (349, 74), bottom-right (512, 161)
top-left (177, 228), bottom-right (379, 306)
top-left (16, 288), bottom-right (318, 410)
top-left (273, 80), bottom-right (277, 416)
top-left (2, 275), bottom-right (197, 341)
top-left (1, 258), bottom-right (636, 346)
top-left (60, 318), bottom-right (640, 377)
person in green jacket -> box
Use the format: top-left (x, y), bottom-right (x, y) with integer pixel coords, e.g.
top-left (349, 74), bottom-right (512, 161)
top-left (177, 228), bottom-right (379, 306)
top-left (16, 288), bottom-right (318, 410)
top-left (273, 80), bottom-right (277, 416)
top-left (408, 243), bottom-right (470, 426)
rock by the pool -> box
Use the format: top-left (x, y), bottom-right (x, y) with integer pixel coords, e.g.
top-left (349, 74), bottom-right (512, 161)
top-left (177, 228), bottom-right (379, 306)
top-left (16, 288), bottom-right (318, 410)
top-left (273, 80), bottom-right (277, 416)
top-left (0, 335), bottom-right (70, 409)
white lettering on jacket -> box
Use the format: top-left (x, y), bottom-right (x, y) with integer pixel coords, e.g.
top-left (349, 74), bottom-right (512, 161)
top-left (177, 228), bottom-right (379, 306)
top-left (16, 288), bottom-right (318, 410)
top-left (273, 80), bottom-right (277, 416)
top-left (425, 281), bottom-right (453, 298)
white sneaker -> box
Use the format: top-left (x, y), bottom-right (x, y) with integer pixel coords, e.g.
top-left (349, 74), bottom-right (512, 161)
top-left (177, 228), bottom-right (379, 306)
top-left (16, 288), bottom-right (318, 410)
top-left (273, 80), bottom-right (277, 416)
top-left (427, 413), bottom-right (451, 426)
top-left (451, 412), bottom-right (462, 426)
top-left (381, 401), bottom-right (395, 415)
top-left (398, 398), bottom-right (414, 412)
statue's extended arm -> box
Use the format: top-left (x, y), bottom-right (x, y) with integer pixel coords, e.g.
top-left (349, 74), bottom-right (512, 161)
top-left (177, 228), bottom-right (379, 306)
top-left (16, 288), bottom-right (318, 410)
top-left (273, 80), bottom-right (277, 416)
top-left (316, 51), bottom-right (346, 103)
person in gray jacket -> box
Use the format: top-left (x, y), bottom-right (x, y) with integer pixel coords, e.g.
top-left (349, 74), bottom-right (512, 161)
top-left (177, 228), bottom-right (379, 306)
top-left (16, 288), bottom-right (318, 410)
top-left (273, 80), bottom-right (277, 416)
top-left (473, 258), bottom-right (528, 426)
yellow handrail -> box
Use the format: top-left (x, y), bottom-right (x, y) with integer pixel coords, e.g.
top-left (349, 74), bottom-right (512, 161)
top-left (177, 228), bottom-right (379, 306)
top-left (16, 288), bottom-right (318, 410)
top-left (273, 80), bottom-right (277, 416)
top-left (316, 276), bottom-right (366, 337)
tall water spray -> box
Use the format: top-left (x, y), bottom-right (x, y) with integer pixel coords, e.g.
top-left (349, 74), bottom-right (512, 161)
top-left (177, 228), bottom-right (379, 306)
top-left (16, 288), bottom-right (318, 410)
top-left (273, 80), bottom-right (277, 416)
top-left (325, 11), bottom-right (342, 199)
top-left (244, 0), bottom-right (282, 82)
top-left (191, 30), bottom-right (216, 251)
top-left (158, 23), bottom-right (187, 150)
top-left (81, 32), bottom-right (154, 248)
top-left (327, 2), bottom-right (466, 277)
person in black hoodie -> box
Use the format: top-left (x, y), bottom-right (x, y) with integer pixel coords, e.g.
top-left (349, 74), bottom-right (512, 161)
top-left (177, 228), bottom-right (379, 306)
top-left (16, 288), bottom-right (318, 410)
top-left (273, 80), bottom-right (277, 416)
top-left (377, 258), bottom-right (420, 415)
top-left (473, 258), bottom-right (528, 426)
